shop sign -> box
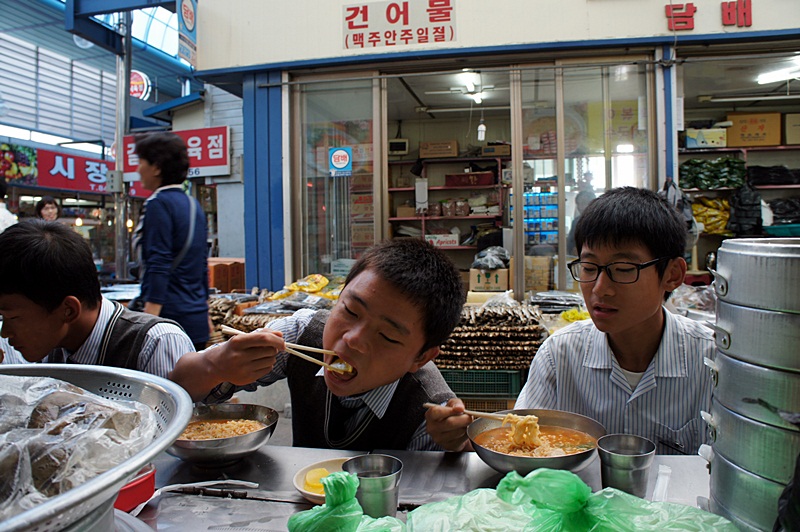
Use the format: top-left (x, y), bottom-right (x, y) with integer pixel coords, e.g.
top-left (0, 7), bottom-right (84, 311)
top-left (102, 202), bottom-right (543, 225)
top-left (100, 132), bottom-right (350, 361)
top-left (343, 0), bottom-right (455, 49)
top-left (329, 147), bottom-right (353, 177)
top-left (178, 0), bottom-right (197, 67)
top-left (665, 0), bottom-right (752, 31)
top-left (130, 70), bottom-right (152, 100)
top-left (37, 148), bottom-right (151, 198)
top-left (122, 126), bottom-right (230, 180)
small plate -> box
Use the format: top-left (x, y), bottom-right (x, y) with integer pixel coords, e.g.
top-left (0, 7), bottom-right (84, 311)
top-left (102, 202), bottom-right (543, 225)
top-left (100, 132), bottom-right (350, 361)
top-left (292, 457), bottom-right (350, 505)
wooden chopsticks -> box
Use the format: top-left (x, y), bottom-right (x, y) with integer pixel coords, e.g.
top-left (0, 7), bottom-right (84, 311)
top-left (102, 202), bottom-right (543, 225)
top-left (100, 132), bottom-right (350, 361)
top-left (220, 325), bottom-right (349, 374)
top-left (423, 402), bottom-right (507, 421)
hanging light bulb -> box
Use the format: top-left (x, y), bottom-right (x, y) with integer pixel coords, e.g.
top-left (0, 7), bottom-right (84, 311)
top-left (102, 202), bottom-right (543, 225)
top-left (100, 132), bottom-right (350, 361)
top-left (477, 118), bottom-right (487, 141)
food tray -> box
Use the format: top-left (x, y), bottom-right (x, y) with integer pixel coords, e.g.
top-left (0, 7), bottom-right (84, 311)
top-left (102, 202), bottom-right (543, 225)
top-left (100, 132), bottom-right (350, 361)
top-left (763, 224), bottom-right (800, 237)
top-left (440, 369), bottom-right (523, 397)
top-left (0, 364), bottom-right (193, 532)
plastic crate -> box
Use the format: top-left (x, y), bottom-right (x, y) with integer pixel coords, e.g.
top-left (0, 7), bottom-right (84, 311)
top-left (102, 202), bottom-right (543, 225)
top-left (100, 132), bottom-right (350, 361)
top-left (440, 369), bottom-right (523, 397)
top-left (763, 224), bottom-right (800, 237)
top-left (462, 397), bottom-right (517, 413)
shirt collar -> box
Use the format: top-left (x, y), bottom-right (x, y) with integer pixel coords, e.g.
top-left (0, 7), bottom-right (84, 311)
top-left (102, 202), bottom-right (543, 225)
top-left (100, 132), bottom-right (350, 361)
top-left (583, 307), bottom-right (688, 378)
top-left (68, 297), bottom-right (113, 364)
top-left (314, 368), bottom-right (400, 419)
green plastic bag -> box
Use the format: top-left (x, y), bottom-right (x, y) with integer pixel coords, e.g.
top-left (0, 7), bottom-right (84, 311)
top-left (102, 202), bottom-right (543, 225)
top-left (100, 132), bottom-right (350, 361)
top-left (288, 472), bottom-right (364, 532)
top-left (288, 472), bottom-right (406, 532)
top-left (406, 468), bottom-right (738, 532)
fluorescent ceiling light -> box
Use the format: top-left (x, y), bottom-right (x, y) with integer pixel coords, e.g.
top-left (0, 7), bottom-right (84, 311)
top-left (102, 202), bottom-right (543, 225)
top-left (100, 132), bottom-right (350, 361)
top-left (471, 93), bottom-right (483, 104)
top-left (698, 94), bottom-right (800, 103)
top-left (757, 67), bottom-right (800, 85)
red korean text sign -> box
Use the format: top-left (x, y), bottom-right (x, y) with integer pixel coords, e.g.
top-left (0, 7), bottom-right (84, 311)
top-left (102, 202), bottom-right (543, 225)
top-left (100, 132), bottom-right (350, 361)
top-left (123, 126), bottom-right (230, 181)
top-left (343, 0), bottom-right (455, 49)
top-left (37, 148), bottom-right (151, 198)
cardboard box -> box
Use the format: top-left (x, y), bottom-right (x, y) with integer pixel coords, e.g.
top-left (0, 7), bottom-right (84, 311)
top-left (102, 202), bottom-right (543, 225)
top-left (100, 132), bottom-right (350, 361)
top-left (425, 234), bottom-right (460, 248)
top-left (349, 193), bottom-right (373, 221)
top-left (395, 205), bottom-right (416, 218)
top-left (420, 140), bottom-right (458, 158)
top-left (685, 128), bottom-right (727, 148)
top-left (469, 268), bottom-right (509, 292)
top-left (727, 113), bottom-right (782, 147)
top-left (785, 113), bottom-right (800, 145)
top-left (351, 224), bottom-right (374, 247)
top-left (481, 144), bottom-right (511, 156)
top-left (444, 171), bottom-right (494, 187)
top-left (509, 256), bottom-right (552, 292)
top-left (208, 262), bottom-right (230, 293)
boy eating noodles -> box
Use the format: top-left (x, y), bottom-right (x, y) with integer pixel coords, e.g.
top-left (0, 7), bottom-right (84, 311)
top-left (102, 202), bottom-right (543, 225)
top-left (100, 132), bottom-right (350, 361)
top-left (172, 238), bottom-right (466, 451)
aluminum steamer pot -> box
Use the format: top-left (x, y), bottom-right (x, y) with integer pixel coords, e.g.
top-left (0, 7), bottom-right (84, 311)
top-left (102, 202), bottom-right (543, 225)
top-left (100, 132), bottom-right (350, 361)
top-left (705, 445), bottom-right (785, 531)
top-left (707, 300), bottom-right (800, 372)
top-left (705, 351), bottom-right (800, 431)
top-left (712, 238), bottom-right (800, 313)
top-left (702, 398), bottom-right (800, 484)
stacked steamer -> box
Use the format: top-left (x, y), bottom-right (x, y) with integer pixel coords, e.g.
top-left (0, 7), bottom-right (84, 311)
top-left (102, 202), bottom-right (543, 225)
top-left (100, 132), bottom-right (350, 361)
top-left (704, 238), bottom-right (800, 531)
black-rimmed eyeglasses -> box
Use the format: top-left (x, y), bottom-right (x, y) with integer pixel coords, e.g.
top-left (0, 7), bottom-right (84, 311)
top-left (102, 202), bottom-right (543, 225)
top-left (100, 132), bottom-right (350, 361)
top-left (567, 257), bottom-right (671, 284)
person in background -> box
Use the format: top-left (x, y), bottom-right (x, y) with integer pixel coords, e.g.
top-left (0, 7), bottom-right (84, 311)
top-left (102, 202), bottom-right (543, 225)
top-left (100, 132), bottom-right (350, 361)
top-left (0, 219), bottom-right (194, 378)
top-left (0, 178), bottom-right (18, 233)
top-left (132, 132), bottom-right (210, 351)
top-left (566, 188), bottom-right (596, 256)
top-left (427, 187), bottom-right (714, 455)
top-left (171, 238), bottom-right (466, 451)
top-left (35, 195), bottom-right (60, 222)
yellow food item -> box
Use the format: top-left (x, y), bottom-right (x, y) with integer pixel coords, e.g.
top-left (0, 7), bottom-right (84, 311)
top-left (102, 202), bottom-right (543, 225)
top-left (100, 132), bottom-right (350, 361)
top-left (288, 274), bottom-right (329, 293)
top-left (303, 467), bottom-right (330, 494)
top-left (560, 307), bottom-right (590, 323)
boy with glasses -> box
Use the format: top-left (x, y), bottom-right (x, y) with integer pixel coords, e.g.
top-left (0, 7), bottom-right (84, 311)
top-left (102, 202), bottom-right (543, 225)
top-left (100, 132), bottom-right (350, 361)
top-left (426, 187), bottom-right (714, 455)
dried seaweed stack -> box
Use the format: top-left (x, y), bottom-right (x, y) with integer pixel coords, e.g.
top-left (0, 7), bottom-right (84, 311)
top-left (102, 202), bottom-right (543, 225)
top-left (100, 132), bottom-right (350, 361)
top-left (436, 304), bottom-right (546, 371)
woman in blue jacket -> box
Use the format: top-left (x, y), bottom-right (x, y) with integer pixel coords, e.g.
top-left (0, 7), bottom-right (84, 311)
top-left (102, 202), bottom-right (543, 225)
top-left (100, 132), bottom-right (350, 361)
top-left (133, 132), bottom-right (210, 350)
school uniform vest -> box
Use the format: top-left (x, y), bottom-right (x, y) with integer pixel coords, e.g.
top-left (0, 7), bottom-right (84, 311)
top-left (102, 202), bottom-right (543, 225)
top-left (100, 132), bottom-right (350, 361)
top-left (48, 302), bottom-right (182, 370)
top-left (287, 310), bottom-right (454, 450)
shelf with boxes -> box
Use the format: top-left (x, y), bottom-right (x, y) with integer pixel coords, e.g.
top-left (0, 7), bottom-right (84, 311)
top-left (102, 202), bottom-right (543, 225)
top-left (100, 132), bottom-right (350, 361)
top-left (388, 157), bottom-right (508, 256)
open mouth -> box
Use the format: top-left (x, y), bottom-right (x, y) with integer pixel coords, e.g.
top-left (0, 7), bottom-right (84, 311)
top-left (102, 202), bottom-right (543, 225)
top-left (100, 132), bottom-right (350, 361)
top-left (327, 357), bottom-right (357, 379)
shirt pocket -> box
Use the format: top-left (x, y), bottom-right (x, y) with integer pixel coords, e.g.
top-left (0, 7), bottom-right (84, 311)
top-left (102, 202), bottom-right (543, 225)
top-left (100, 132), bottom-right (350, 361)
top-left (654, 417), bottom-right (706, 455)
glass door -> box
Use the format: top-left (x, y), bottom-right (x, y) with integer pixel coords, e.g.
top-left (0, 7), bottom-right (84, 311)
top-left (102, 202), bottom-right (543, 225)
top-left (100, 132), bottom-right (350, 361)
top-left (512, 58), bottom-right (655, 296)
top-left (291, 77), bottom-right (378, 278)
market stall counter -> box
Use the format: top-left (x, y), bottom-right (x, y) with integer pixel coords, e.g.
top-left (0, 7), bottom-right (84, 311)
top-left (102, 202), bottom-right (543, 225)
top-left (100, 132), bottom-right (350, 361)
top-left (134, 444), bottom-right (712, 529)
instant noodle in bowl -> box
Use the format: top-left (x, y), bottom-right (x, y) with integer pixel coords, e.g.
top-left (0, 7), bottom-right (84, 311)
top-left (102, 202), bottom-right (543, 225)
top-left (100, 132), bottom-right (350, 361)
top-left (467, 409), bottom-right (606, 475)
top-left (166, 403), bottom-right (278, 466)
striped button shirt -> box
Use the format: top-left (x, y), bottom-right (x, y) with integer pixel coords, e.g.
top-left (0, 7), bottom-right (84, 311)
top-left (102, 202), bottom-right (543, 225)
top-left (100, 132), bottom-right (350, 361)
top-left (205, 308), bottom-right (440, 451)
top-left (0, 297), bottom-right (194, 379)
top-left (516, 309), bottom-right (714, 455)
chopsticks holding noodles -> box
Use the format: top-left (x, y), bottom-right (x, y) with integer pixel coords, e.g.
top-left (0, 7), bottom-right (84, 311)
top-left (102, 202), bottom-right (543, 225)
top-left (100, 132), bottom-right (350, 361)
top-left (423, 402), bottom-right (506, 421)
top-left (220, 325), bottom-right (351, 374)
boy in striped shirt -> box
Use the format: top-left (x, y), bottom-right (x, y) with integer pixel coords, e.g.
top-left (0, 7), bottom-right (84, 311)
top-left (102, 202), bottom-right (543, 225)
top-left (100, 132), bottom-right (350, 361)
top-left (427, 187), bottom-right (714, 455)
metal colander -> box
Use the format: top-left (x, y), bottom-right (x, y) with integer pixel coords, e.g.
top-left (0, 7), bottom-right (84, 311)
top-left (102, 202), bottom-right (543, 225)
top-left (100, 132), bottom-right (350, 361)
top-left (0, 364), bottom-right (193, 532)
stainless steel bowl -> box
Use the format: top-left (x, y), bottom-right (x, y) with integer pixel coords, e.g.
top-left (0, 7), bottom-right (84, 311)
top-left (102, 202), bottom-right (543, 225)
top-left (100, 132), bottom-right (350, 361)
top-left (467, 409), bottom-right (607, 475)
top-left (166, 403), bottom-right (279, 466)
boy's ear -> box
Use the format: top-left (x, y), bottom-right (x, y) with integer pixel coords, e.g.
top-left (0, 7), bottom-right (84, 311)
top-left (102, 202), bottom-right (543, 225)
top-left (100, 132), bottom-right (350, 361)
top-left (61, 296), bottom-right (82, 323)
top-left (409, 346), bottom-right (439, 373)
top-left (663, 257), bottom-right (687, 292)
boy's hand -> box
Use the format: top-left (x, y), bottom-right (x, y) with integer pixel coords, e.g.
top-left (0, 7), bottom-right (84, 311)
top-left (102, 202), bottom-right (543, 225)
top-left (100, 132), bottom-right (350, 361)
top-left (425, 398), bottom-right (474, 452)
top-left (205, 329), bottom-right (284, 385)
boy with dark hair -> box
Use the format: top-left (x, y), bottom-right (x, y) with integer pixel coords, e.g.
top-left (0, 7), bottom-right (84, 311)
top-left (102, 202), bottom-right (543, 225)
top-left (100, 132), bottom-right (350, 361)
top-left (427, 187), bottom-right (714, 455)
top-left (171, 238), bottom-right (466, 451)
top-left (0, 219), bottom-right (194, 378)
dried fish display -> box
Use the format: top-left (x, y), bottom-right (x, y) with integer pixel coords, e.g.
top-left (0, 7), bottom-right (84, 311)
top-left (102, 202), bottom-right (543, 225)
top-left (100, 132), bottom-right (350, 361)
top-left (437, 304), bottom-right (547, 371)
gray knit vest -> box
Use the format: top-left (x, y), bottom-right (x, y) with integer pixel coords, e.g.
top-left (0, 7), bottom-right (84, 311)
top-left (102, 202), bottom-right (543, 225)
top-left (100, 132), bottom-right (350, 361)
top-left (47, 301), bottom-right (183, 370)
top-left (287, 310), bottom-right (454, 450)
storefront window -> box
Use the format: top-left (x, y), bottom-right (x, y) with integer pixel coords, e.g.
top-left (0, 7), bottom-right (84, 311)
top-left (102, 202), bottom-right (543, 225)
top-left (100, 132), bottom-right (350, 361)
top-left (516, 60), bottom-right (654, 294)
top-left (294, 79), bottom-right (375, 277)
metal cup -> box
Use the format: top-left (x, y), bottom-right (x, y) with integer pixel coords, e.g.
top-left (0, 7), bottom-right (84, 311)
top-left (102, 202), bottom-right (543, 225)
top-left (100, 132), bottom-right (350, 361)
top-left (342, 454), bottom-right (403, 518)
top-left (597, 434), bottom-right (656, 498)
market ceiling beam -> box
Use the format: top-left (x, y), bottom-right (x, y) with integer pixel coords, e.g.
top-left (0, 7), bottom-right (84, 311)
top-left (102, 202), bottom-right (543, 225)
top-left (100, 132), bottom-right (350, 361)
top-left (64, 0), bottom-right (175, 56)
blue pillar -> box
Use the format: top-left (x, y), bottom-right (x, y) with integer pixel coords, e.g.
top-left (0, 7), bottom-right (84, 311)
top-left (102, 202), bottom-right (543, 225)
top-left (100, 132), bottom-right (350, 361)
top-left (243, 71), bottom-right (285, 290)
